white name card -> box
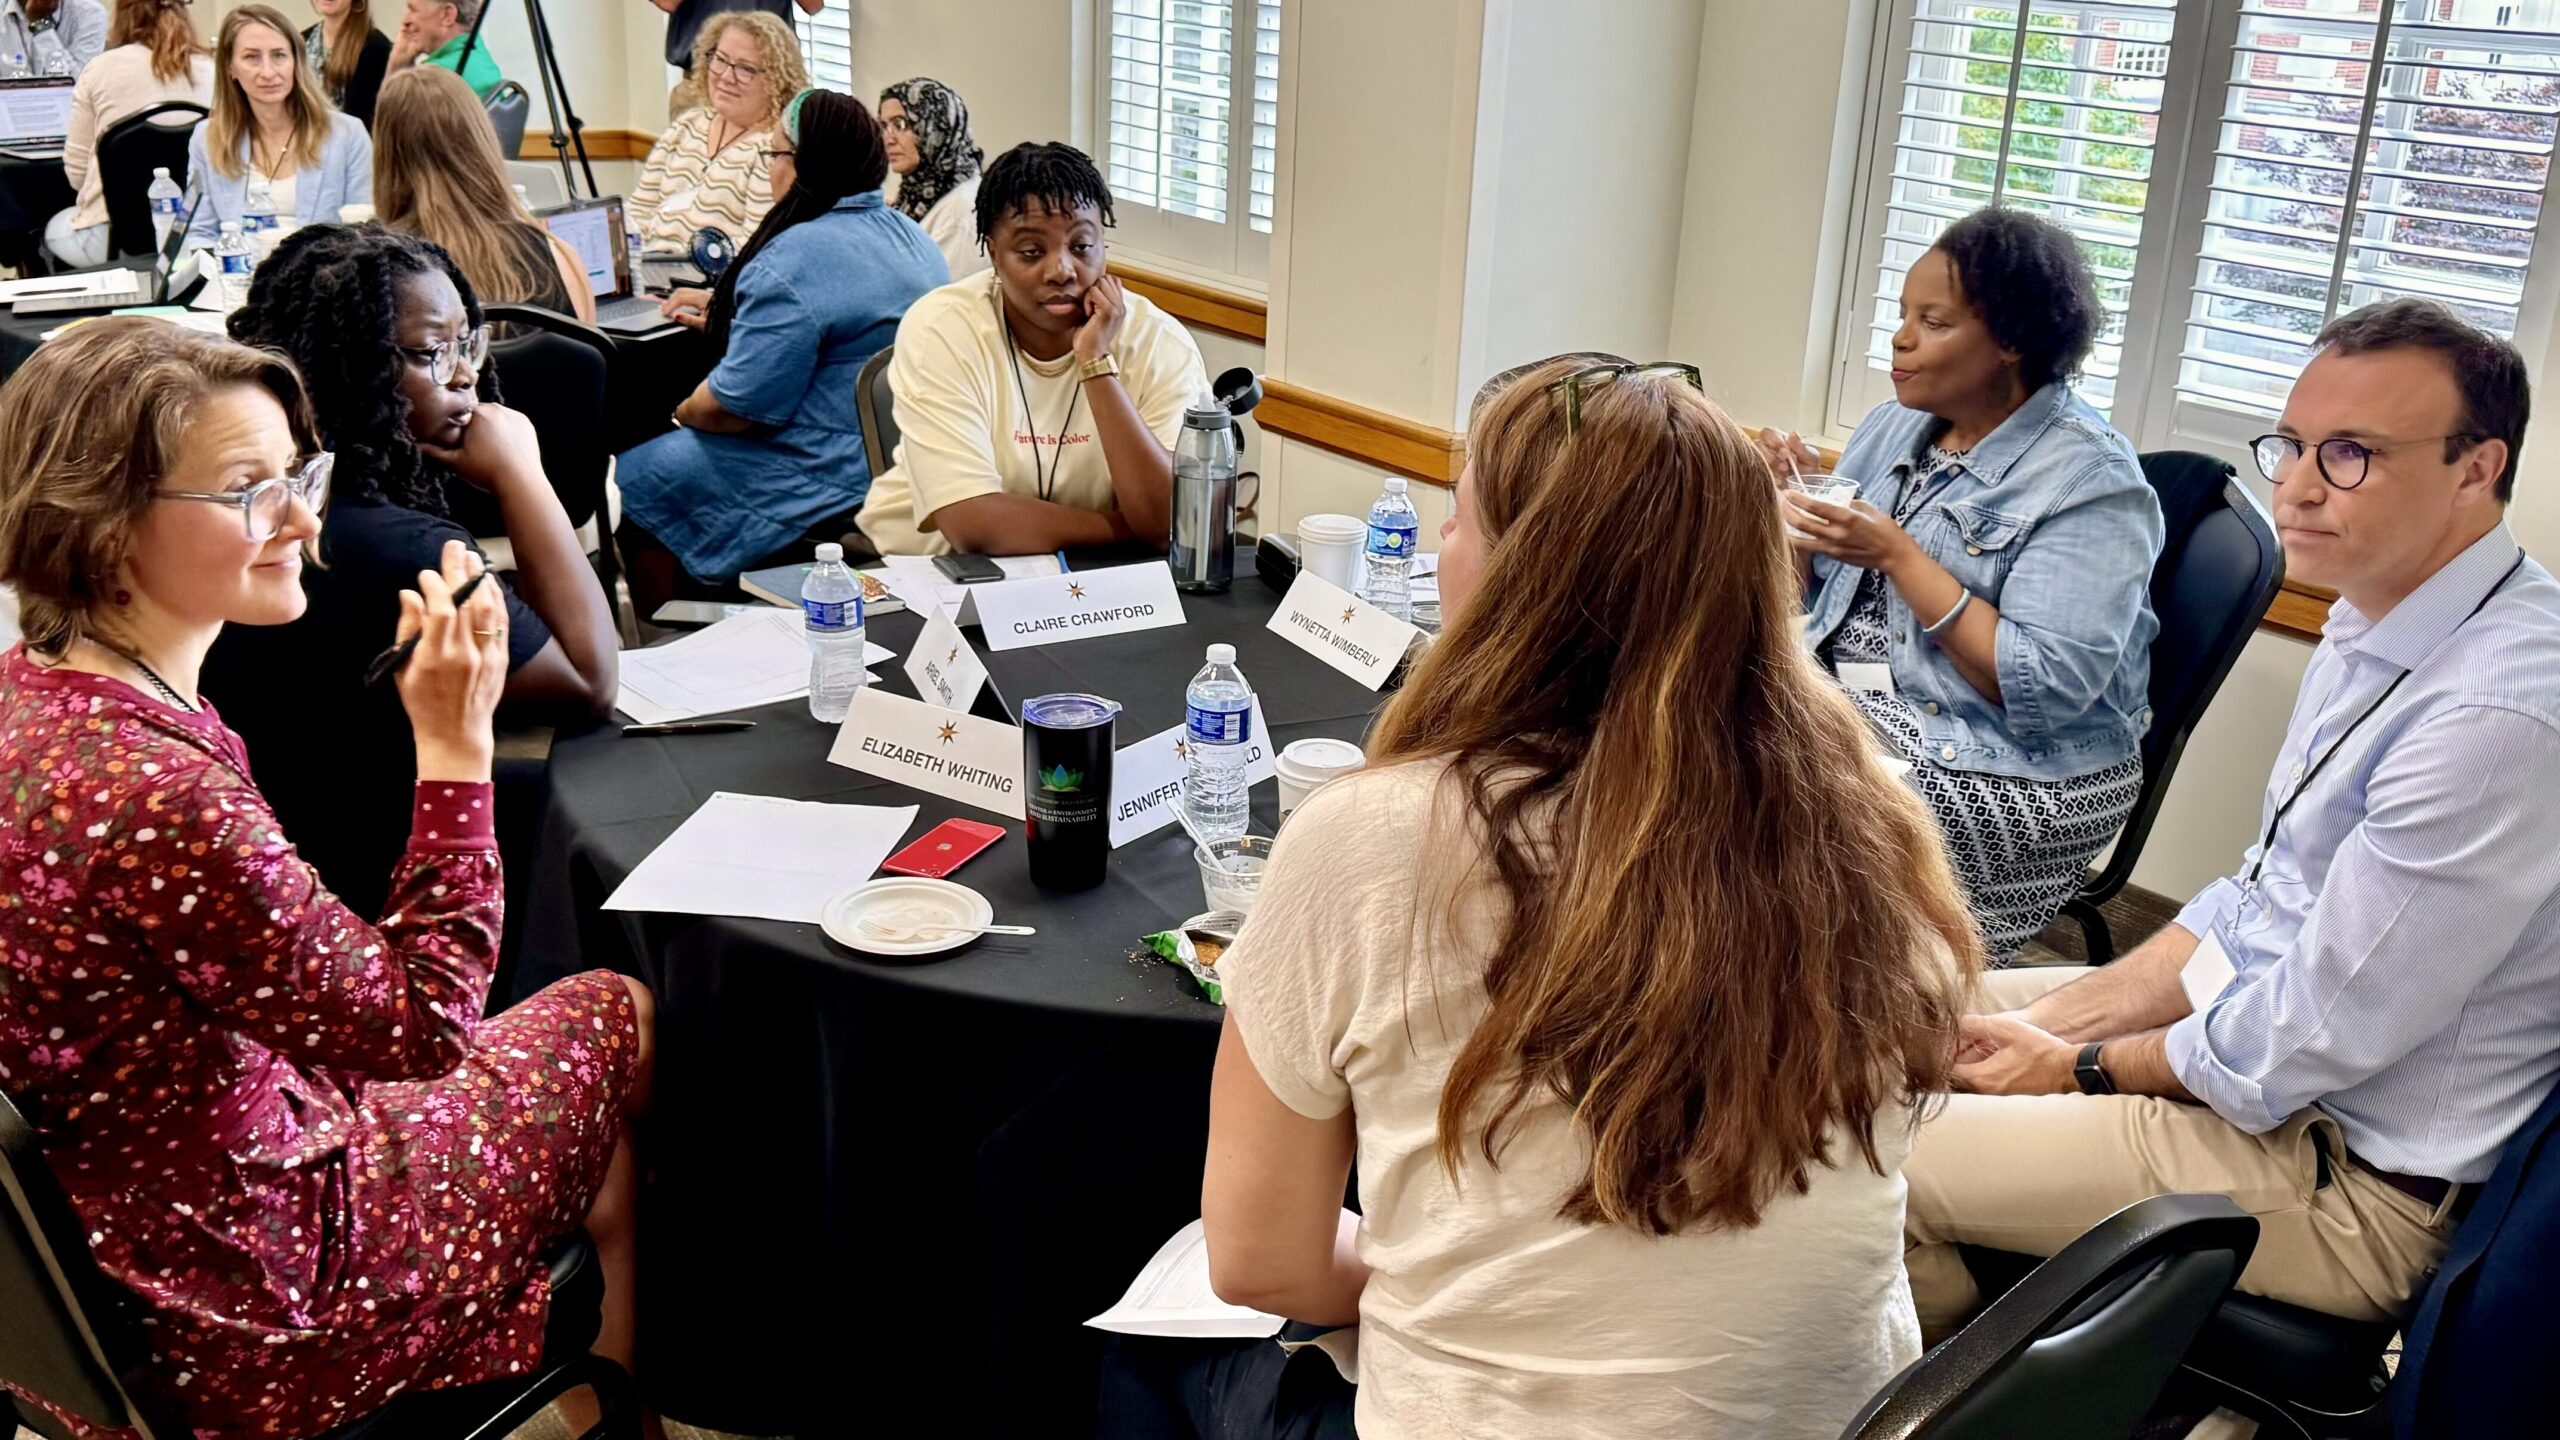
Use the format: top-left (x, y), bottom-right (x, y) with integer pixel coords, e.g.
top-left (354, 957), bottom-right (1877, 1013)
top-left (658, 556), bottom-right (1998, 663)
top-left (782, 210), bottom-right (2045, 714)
top-left (973, 561), bottom-right (1186, 652)
top-left (827, 686), bottom-right (1024, 820)
top-left (904, 603), bottom-right (990, 713)
top-left (1109, 699), bottom-right (1277, 848)
top-left (1266, 570), bottom-right (1422, 690)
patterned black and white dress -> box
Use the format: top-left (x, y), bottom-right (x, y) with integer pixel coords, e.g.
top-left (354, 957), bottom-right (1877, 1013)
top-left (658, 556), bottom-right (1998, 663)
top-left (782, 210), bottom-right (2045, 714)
top-left (1823, 447), bottom-right (2144, 962)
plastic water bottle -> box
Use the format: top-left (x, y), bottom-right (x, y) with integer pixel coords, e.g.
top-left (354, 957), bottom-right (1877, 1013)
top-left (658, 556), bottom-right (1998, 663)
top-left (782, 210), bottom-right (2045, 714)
top-left (1360, 476), bottom-right (1420, 620)
top-left (242, 173), bottom-right (277, 242)
top-left (213, 222), bottom-right (253, 310)
top-left (1, 52), bottom-right (28, 79)
top-left (801, 542), bottom-right (867, 723)
top-left (146, 168), bottom-right (183, 253)
top-left (1182, 643), bottom-right (1253, 843)
top-left (626, 221), bottom-right (646, 288)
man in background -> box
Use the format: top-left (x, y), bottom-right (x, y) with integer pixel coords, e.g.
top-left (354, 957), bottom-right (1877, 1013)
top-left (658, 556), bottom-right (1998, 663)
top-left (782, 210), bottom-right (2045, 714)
top-left (389, 0), bottom-right (500, 99)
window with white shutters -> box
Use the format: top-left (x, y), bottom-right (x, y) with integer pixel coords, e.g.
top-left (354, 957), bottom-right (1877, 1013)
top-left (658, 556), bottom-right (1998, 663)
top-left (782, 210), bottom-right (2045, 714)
top-left (800, 0), bottom-right (852, 93)
top-left (1098, 0), bottom-right (1284, 282)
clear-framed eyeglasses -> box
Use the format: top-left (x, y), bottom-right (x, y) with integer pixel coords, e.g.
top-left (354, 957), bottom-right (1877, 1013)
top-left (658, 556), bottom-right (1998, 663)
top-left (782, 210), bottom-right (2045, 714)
top-left (399, 326), bottom-right (491, 387)
top-left (154, 452), bottom-right (334, 541)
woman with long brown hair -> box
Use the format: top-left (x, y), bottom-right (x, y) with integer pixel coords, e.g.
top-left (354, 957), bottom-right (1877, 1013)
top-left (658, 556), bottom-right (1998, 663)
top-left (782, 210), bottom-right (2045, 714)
top-left (43, 0), bottom-right (209, 267)
top-left (374, 64), bottom-right (595, 322)
top-left (182, 4), bottom-right (371, 250)
top-left (1115, 359), bottom-right (1978, 1440)
top-left (302, 0), bottom-right (390, 126)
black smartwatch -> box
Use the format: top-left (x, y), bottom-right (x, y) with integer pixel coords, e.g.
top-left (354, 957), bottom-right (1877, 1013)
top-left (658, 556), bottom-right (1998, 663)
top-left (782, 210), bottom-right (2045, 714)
top-left (2074, 1041), bottom-right (2117, 1096)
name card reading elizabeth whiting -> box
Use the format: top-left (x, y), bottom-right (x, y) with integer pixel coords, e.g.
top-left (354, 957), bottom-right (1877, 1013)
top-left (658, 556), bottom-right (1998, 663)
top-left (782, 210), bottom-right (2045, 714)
top-left (969, 561), bottom-right (1187, 652)
top-left (1267, 569), bottom-right (1423, 690)
top-left (826, 686), bottom-right (1024, 821)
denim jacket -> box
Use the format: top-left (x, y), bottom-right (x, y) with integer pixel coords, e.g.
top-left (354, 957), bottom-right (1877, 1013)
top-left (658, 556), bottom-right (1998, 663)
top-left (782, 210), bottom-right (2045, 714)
top-left (1803, 383), bottom-right (2164, 781)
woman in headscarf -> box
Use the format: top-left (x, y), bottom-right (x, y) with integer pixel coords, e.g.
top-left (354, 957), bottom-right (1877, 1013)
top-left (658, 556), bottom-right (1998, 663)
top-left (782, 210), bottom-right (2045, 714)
top-left (880, 76), bottom-right (986, 278)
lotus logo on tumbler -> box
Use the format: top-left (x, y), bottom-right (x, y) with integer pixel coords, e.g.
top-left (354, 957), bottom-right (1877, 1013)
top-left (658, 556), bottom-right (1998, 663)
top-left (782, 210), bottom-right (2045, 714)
top-left (1039, 765), bottom-right (1083, 793)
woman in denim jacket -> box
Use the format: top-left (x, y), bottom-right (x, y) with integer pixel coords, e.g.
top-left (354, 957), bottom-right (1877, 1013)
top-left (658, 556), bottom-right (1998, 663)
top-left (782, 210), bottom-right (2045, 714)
top-left (1761, 208), bottom-right (2164, 961)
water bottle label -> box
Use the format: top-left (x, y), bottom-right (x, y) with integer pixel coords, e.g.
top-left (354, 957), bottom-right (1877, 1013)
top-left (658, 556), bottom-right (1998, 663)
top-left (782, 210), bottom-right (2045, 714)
top-left (1186, 703), bottom-right (1251, 746)
top-left (220, 252), bottom-right (251, 275)
top-left (802, 596), bottom-right (861, 632)
top-left (1366, 520), bottom-right (1418, 560)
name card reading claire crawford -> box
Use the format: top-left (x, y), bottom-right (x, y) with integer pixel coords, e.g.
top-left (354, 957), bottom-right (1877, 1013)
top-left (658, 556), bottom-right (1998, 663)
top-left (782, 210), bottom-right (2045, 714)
top-left (970, 561), bottom-right (1187, 652)
top-left (1266, 570), bottom-right (1423, 690)
top-left (826, 686), bottom-right (1024, 820)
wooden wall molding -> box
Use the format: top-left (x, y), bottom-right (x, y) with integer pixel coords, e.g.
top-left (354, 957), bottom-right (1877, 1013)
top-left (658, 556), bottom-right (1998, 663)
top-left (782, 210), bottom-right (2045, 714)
top-left (1109, 260), bottom-right (1268, 342)
top-left (1256, 380), bottom-right (1464, 487)
top-left (519, 129), bottom-right (657, 162)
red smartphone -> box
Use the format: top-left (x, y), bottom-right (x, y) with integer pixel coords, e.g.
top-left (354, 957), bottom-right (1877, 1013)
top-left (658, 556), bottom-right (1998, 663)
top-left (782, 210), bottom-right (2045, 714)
top-left (881, 818), bottom-right (1006, 878)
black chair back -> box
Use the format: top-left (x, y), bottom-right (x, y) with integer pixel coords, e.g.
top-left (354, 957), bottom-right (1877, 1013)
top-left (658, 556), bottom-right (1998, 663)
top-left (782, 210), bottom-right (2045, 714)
top-left (2064, 452), bottom-right (2283, 960)
top-left (0, 1091), bottom-right (187, 1440)
top-left (857, 343), bottom-right (899, 480)
top-left (1841, 1194), bottom-right (2258, 1440)
top-left (484, 81), bottom-right (532, 164)
top-left (96, 103), bottom-right (206, 261)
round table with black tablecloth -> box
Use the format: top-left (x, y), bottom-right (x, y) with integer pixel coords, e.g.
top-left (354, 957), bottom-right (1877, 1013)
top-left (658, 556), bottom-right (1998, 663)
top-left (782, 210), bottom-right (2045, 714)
top-left (510, 577), bottom-right (1387, 1440)
top-left (0, 258), bottom-right (197, 379)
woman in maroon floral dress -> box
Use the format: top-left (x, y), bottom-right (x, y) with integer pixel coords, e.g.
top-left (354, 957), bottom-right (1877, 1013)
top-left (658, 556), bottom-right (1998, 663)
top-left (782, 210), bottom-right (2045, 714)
top-left (0, 318), bottom-right (654, 1439)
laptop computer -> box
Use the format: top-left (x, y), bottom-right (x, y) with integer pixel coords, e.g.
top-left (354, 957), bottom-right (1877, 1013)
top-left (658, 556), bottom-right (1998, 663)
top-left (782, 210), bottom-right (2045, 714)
top-left (0, 76), bottom-right (75, 158)
top-left (537, 195), bottom-right (681, 335)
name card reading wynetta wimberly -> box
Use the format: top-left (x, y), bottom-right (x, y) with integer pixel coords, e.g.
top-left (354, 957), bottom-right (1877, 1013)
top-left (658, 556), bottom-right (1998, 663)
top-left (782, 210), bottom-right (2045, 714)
top-left (827, 686), bottom-right (1024, 820)
top-left (904, 602), bottom-right (990, 713)
top-left (1108, 700), bottom-right (1277, 848)
top-left (1266, 570), bottom-right (1423, 691)
top-left (970, 562), bottom-right (1187, 652)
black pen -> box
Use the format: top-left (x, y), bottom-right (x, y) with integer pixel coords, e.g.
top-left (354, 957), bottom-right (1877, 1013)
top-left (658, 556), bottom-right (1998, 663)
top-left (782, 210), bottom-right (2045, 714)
top-left (361, 569), bottom-right (491, 687)
top-left (620, 720), bottom-right (758, 737)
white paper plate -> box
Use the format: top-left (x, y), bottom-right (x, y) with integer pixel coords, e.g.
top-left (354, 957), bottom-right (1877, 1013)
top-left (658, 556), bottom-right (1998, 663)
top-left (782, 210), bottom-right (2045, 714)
top-left (818, 878), bottom-right (997, 957)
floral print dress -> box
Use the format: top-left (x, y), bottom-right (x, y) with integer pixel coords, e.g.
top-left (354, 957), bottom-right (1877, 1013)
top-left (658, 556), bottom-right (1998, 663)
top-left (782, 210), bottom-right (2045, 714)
top-left (0, 649), bottom-right (640, 1440)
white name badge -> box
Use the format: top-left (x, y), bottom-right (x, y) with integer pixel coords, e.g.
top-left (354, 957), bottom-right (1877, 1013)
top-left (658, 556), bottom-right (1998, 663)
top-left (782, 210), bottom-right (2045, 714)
top-left (1266, 570), bottom-right (1422, 691)
top-left (827, 686), bottom-right (1024, 820)
top-left (904, 603), bottom-right (989, 713)
top-left (1108, 700), bottom-right (1277, 848)
top-left (972, 562), bottom-right (1187, 652)
top-left (1838, 662), bottom-right (1898, 697)
top-left (2181, 928), bottom-right (2240, 1016)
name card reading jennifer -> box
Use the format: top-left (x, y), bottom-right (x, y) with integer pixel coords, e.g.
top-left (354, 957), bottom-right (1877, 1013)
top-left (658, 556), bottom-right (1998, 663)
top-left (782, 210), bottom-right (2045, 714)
top-left (1108, 700), bottom-right (1277, 848)
top-left (1267, 570), bottom-right (1423, 690)
top-left (904, 603), bottom-right (990, 713)
top-left (826, 686), bottom-right (1024, 820)
top-left (972, 561), bottom-right (1186, 652)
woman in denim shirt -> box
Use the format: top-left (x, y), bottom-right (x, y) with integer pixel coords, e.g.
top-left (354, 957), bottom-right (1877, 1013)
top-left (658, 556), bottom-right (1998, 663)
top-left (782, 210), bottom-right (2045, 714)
top-left (1761, 208), bottom-right (2164, 961)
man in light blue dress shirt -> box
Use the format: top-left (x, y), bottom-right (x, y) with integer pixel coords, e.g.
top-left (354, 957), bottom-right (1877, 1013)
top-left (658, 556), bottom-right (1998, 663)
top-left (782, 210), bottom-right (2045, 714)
top-left (1900, 298), bottom-right (2560, 1338)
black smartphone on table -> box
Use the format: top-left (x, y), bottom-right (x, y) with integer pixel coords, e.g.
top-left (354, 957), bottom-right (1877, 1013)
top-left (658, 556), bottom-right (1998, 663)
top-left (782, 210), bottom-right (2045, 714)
top-left (934, 554), bottom-right (1008, 584)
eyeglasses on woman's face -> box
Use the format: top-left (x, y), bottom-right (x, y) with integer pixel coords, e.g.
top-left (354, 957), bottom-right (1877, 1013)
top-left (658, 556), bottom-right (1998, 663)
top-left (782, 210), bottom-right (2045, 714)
top-left (882, 113), bottom-right (916, 135)
top-left (398, 326), bottom-right (490, 387)
top-left (707, 51), bottom-right (767, 82)
top-left (154, 452), bottom-right (335, 542)
top-left (2250, 432), bottom-right (2480, 492)
top-left (1545, 362), bottom-right (1705, 434)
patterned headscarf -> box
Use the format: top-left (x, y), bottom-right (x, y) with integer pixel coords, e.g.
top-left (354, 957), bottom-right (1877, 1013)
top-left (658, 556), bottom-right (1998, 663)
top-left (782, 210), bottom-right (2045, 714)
top-left (881, 77), bottom-right (984, 223)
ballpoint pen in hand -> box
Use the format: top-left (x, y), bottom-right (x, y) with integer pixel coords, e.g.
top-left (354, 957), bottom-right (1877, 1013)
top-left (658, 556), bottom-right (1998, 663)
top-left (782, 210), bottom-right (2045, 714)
top-left (362, 569), bottom-right (490, 688)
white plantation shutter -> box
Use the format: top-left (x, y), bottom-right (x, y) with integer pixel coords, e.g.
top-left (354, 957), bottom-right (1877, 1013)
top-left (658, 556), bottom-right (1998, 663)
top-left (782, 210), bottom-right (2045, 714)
top-left (801, 0), bottom-right (852, 93)
top-left (2175, 0), bottom-right (2560, 421)
top-left (1100, 0), bottom-right (1283, 279)
top-left (1250, 1), bottom-right (1282, 232)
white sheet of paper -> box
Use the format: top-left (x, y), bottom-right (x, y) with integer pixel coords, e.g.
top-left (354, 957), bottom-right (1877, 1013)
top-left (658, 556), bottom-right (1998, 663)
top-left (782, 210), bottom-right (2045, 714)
top-left (0, 271), bottom-right (130, 302)
top-left (826, 685), bottom-right (1025, 819)
top-left (1085, 1218), bottom-right (1287, 1340)
top-left (904, 603), bottom-right (989, 713)
top-left (876, 553), bottom-right (1065, 626)
top-left (2182, 928), bottom-right (2240, 1015)
top-left (1109, 700), bottom-right (1276, 848)
top-left (601, 792), bottom-right (919, 924)
top-left (1838, 662), bottom-right (1897, 696)
top-left (615, 608), bottom-right (890, 724)
top-left (971, 561), bottom-right (1186, 652)
top-left (1266, 569), bottom-right (1423, 690)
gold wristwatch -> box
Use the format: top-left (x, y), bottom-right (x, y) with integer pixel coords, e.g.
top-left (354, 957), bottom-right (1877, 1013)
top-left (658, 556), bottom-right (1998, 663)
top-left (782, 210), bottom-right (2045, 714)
top-left (1077, 354), bottom-right (1121, 384)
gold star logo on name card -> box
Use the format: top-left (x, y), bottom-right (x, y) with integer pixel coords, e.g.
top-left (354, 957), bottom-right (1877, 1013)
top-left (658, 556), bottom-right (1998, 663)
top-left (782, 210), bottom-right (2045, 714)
top-left (1342, 605), bottom-right (1358, 625)
top-left (1175, 737), bottom-right (1190, 761)
top-left (937, 722), bottom-right (958, 744)
top-left (1068, 582), bottom-right (1087, 601)
top-left (946, 645), bottom-right (960, 665)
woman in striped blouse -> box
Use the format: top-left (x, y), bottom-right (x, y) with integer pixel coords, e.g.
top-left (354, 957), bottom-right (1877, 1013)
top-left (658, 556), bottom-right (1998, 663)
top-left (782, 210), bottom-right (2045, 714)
top-left (626, 8), bottom-right (802, 251)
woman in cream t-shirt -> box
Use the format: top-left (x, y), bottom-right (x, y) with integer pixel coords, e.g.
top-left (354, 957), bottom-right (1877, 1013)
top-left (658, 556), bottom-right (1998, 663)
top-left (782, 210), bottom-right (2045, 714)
top-left (856, 141), bottom-right (1209, 558)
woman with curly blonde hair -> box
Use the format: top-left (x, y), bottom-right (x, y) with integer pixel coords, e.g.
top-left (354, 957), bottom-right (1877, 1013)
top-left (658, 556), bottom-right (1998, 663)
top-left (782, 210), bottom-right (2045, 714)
top-left (627, 8), bottom-right (804, 250)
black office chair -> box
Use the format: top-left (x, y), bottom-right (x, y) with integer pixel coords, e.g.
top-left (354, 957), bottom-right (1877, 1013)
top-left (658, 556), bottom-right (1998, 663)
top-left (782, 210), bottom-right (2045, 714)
top-left (466, 303), bottom-right (622, 607)
top-left (95, 102), bottom-right (206, 260)
top-left (1842, 1194), bottom-right (2259, 1439)
top-left (2059, 452), bottom-right (2283, 963)
top-left (856, 342), bottom-right (900, 480)
top-left (0, 1090), bottom-right (639, 1440)
top-left (484, 81), bottom-right (533, 165)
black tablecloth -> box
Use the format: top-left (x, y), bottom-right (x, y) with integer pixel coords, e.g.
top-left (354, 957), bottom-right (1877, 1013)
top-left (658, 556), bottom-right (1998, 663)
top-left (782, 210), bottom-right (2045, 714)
top-left (0, 259), bottom-right (189, 380)
top-left (512, 578), bottom-right (1384, 1438)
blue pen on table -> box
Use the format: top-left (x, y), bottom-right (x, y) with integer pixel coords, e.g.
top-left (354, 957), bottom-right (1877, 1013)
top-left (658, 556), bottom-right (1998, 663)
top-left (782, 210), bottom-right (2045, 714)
top-left (360, 569), bottom-right (490, 687)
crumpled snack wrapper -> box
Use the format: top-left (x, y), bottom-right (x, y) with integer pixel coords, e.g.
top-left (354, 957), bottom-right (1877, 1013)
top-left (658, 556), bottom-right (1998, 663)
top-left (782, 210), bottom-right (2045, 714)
top-left (1140, 912), bottom-right (1244, 1005)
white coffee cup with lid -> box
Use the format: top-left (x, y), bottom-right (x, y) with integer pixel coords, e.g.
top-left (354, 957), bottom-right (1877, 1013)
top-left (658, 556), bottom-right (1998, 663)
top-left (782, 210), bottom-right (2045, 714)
top-left (338, 204), bottom-right (375, 224)
top-left (1296, 514), bottom-right (1365, 593)
top-left (1276, 737), bottom-right (1366, 822)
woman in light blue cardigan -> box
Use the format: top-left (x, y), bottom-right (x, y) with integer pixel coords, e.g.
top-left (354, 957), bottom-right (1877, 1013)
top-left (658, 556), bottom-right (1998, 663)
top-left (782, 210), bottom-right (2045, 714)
top-left (182, 4), bottom-right (369, 251)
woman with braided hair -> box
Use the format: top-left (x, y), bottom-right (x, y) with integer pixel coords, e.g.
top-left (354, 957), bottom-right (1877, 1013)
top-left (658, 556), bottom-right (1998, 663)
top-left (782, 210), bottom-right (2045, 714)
top-left (201, 224), bottom-right (617, 919)
top-left (880, 75), bottom-right (986, 278)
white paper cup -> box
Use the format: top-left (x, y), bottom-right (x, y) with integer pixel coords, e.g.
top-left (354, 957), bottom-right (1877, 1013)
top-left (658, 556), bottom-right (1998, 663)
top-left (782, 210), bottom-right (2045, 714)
top-left (1276, 737), bottom-right (1365, 822)
top-left (1784, 473), bottom-right (1860, 541)
top-left (337, 204), bottom-right (375, 224)
top-left (1296, 513), bottom-right (1364, 592)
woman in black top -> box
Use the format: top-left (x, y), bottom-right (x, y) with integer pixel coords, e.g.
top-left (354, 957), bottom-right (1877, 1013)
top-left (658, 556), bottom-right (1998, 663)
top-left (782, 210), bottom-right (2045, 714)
top-left (203, 226), bottom-right (618, 917)
top-left (303, 0), bottom-right (390, 126)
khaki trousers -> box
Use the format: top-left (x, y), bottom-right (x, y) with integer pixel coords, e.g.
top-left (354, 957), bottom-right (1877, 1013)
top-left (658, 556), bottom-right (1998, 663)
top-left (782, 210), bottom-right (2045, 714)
top-left (1903, 966), bottom-right (2463, 1340)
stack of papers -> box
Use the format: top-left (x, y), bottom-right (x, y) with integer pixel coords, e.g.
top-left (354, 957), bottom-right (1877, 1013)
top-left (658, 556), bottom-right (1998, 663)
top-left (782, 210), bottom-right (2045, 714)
top-left (875, 553), bottom-right (1065, 624)
top-left (616, 607), bottom-right (894, 723)
top-left (602, 792), bottom-right (919, 923)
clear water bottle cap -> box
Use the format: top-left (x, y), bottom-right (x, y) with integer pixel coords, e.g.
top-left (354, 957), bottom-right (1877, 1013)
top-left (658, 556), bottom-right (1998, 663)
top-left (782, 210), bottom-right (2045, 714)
top-left (1206, 643), bottom-right (1236, 665)
top-left (1384, 477), bottom-right (1408, 495)
top-left (814, 542), bottom-right (843, 562)
top-left (152, 166), bottom-right (169, 179)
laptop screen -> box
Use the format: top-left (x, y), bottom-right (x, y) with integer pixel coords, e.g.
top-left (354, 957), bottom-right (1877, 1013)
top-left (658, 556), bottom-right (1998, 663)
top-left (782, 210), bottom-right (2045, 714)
top-left (538, 197), bottom-right (628, 301)
top-left (0, 79), bottom-right (75, 145)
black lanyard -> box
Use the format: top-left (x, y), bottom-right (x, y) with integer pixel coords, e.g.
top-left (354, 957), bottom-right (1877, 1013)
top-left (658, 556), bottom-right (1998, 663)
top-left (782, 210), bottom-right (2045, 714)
top-left (1003, 314), bottom-right (1079, 504)
top-left (2246, 549), bottom-right (2527, 888)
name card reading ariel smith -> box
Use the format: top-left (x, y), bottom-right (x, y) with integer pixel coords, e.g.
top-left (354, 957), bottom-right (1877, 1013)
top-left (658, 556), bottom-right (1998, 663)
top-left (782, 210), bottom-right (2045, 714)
top-left (1267, 570), bottom-right (1423, 690)
top-left (970, 562), bottom-right (1187, 652)
top-left (826, 686), bottom-right (1024, 820)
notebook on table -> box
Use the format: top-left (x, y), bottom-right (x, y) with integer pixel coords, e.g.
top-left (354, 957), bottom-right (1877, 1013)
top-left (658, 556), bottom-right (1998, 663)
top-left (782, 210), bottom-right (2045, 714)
top-left (536, 195), bottom-right (677, 335)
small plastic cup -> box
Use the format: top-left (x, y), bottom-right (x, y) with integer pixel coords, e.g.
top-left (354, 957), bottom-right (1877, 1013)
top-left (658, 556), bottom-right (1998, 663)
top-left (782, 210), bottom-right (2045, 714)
top-left (1784, 473), bottom-right (1860, 540)
top-left (1196, 835), bottom-right (1274, 916)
